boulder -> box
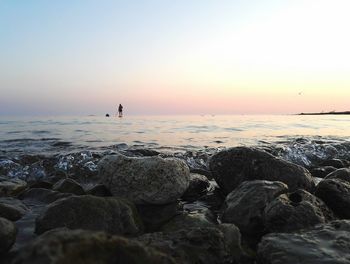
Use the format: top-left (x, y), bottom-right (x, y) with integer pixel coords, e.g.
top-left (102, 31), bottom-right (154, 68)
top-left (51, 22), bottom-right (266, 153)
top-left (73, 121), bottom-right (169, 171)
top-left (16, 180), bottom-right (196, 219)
top-left (136, 202), bottom-right (182, 232)
top-left (0, 217), bottom-right (17, 254)
top-left (0, 197), bottom-right (29, 221)
top-left (315, 178), bottom-right (350, 218)
top-left (52, 178), bottom-right (85, 195)
top-left (136, 226), bottom-right (242, 264)
top-left (35, 195), bottom-right (143, 236)
top-left (264, 189), bottom-right (335, 233)
top-left (325, 168), bottom-right (350, 183)
top-left (257, 220), bottom-right (350, 264)
top-left (0, 176), bottom-right (27, 197)
top-left (98, 154), bottom-right (190, 204)
top-left (12, 229), bottom-right (176, 264)
top-left (310, 166), bottom-right (337, 178)
top-left (160, 212), bottom-right (215, 232)
top-left (221, 180), bottom-right (288, 236)
top-left (209, 147), bottom-right (315, 194)
top-left (18, 188), bottom-right (73, 203)
top-left (182, 173), bottom-right (210, 201)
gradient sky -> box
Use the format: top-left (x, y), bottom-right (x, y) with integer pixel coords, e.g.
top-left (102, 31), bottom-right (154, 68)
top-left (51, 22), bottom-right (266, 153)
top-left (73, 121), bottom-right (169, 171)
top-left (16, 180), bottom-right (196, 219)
top-left (1, 0), bottom-right (349, 115)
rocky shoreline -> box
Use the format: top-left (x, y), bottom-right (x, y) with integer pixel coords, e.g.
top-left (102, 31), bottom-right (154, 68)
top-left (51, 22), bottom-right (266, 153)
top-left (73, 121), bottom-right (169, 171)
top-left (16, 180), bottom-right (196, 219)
top-left (0, 145), bottom-right (350, 263)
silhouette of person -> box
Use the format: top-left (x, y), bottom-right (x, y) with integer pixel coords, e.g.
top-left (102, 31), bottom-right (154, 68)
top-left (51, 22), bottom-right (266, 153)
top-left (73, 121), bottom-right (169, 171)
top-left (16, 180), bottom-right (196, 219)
top-left (118, 104), bottom-right (123, 117)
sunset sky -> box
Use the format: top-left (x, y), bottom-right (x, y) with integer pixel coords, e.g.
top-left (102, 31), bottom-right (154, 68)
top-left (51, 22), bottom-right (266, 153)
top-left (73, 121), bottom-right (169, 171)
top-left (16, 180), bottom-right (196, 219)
top-left (1, 0), bottom-right (349, 115)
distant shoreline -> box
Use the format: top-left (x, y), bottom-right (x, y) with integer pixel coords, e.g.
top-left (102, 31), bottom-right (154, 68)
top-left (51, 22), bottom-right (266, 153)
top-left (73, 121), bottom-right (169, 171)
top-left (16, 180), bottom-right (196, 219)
top-left (298, 111), bottom-right (350, 115)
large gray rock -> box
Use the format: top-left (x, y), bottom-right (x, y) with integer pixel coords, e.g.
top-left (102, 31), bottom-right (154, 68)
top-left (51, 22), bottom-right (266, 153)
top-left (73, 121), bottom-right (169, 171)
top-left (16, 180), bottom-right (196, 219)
top-left (0, 197), bottom-right (29, 221)
top-left (136, 226), bottom-right (242, 264)
top-left (264, 189), bottom-right (335, 233)
top-left (257, 220), bottom-right (350, 264)
top-left (52, 178), bottom-right (85, 195)
top-left (325, 168), bottom-right (350, 183)
top-left (35, 195), bottom-right (143, 236)
top-left (12, 229), bottom-right (176, 264)
top-left (0, 176), bottom-right (27, 197)
top-left (315, 178), bottom-right (350, 218)
top-left (221, 180), bottom-right (288, 236)
top-left (209, 147), bottom-right (315, 194)
top-left (98, 154), bottom-right (190, 204)
top-left (0, 217), bottom-right (17, 254)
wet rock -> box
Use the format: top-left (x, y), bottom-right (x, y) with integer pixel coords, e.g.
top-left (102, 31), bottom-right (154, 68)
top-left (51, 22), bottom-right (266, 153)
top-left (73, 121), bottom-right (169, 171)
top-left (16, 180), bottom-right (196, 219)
top-left (136, 202), bottom-right (182, 232)
top-left (98, 154), bottom-right (190, 204)
top-left (18, 188), bottom-right (73, 203)
top-left (52, 178), bottom-right (85, 195)
top-left (0, 176), bottom-right (27, 197)
top-left (209, 147), bottom-right (315, 194)
top-left (0, 159), bottom-right (23, 178)
top-left (35, 195), bottom-right (143, 236)
top-left (182, 173), bottom-right (210, 201)
top-left (264, 189), bottom-right (335, 233)
top-left (86, 184), bottom-right (112, 197)
top-left (221, 180), bottom-right (288, 237)
top-left (315, 178), bottom-right (350, 218)
top-left (320, 158), bottom-right (345, 169)
top-left (257, 220), bottom-right (350, 264)
top-left (12, 229), bottom-right (176, 264)
top-left (0, 217), bottom-right (17, 254)
top-left (310, 166), bottom-right (337, 178)
top-left (197, 183), bottom-right (225, 213)
top-left (136, 226), bottom-right (242, 264)
top-left (0, 197), bottom-right (28, 221)
top-left (325, 168), bottom-right (350, 183)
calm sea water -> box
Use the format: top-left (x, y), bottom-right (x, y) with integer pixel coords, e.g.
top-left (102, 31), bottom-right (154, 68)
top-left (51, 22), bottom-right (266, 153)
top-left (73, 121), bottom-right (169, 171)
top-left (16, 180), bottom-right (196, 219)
top-left (0, 114), bottom-right (349, 156)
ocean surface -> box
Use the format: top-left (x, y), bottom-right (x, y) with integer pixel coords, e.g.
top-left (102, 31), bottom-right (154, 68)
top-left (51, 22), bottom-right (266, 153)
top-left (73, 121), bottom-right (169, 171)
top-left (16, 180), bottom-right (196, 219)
top-left (0, 114), bottom-right (349, 152)
top-left (0, 114), bottom-right (349, 170)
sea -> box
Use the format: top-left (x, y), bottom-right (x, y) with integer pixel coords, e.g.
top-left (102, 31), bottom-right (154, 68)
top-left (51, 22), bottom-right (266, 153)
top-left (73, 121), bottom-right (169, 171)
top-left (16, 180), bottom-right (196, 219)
top-left (0, 114), bottom-right (349, 175)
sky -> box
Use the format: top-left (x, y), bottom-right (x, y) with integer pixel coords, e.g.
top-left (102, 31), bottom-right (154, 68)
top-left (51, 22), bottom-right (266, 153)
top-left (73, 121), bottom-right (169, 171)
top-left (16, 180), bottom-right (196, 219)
top-left (0, 0), bottom-right (349, 115)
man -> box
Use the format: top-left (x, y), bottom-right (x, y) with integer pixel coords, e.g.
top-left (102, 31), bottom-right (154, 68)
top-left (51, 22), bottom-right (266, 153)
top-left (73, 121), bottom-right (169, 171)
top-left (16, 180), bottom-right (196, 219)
top-left (118, 104), bottom-right (123, 117)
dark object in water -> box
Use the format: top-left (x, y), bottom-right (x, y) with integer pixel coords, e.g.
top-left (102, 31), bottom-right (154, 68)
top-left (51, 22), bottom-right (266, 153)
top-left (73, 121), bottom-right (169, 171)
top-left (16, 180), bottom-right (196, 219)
top-left (105, 114), bottom-right (110, 117)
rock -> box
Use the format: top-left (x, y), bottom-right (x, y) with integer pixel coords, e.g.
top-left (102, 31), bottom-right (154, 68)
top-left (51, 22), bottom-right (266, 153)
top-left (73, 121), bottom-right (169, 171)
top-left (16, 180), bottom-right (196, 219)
top-left (12, 229), bottom-right (176, 264)
top-left (221, 180), bottom-right (288, 236)
top-left (0, 176), bottom-right (27, 197)
top-left (128, 148), bottom-right (160, 157)
top-left (315, 178), bottom-right (350, 218)
top-left (0, 197), bottom-right (29, 221)
top-left (52, 178), bottom-right (85, 195)
top-left (325, 168), bottom-right (350, 183)
top-left (28, 181), bottom-right (53, 189)
top-left (18, 188), bottom-right (73, 203)
top-left (0, 217), bottom-right (17, 254)
top-left (209, 147), bottom-right (315, 194)
top-left (320, 158), bottom-right (345, 169)
top-left (310, 166), bottom-right (337, 178)
top-left (98, 154), bottom-right (190, 204)
top-left (257, 220), bottom-right (350, 264)
top-left (136, 202), bottom-right (182, 232)
top-left (35, 195), bottom-right (143, 236)
top-left (86, 184), bottom-right (112, 197)
top-left (182, 173), bottom-right (210, 201)
top-left (264, 189), bottom-right (335, 233)
top-left (160, 212), bottom-right (215, 232)
top-left (136, 226), bottom-right (242, 264)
